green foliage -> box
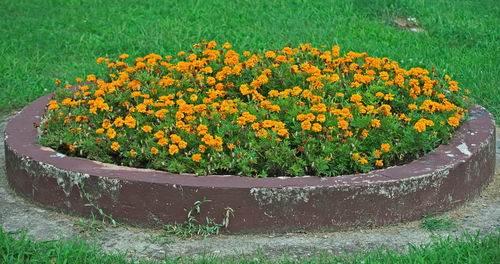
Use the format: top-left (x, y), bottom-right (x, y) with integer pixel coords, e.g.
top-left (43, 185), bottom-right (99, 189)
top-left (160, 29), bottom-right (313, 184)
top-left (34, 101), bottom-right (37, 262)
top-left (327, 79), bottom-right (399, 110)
top-left (420, 213), bottom-right (457, 232)
top-left (2, 225), bottom-right (499, 263)
top-left (0, 0), bottom-right (499, 121)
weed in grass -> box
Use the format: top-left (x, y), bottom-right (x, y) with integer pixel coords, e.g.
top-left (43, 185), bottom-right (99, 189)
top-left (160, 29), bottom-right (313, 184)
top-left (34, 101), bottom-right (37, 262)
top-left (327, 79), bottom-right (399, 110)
top-left (163, 197), bottom-right (233, 239)
top-left (420, 212), bottom-right (457, 231)
top-left (73, 212), bottom-right (106, 235)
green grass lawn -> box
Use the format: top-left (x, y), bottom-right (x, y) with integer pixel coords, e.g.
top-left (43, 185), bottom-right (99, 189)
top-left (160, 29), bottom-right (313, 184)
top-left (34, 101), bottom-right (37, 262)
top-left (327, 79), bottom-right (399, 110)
top-left (2, 226), bottom-right (500, 263)
top-left (1, 0), bottom-right (499, 120)
top-left (1, 0), bottom-right (499, 262)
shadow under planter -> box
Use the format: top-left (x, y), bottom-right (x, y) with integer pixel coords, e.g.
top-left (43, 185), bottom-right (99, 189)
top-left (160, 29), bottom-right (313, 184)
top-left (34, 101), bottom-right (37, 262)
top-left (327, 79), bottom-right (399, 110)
top-left (4, 94), bottom-right (496, 233)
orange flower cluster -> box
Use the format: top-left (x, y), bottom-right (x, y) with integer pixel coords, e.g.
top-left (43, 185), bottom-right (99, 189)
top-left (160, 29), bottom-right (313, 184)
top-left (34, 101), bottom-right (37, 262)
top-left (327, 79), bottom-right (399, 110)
top-left (40, 41), bottom-right (470, 177)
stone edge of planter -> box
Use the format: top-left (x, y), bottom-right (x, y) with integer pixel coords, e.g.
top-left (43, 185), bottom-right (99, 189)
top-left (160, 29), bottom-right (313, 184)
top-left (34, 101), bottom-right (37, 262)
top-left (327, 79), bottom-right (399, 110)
top-left (4, 93), bottom-right (496, 232)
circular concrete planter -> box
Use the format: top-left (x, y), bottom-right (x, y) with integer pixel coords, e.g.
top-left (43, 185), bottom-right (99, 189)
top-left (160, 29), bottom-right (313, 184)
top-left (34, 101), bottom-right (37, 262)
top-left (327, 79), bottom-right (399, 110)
top-left (4, 93), bottom-right (496, 232)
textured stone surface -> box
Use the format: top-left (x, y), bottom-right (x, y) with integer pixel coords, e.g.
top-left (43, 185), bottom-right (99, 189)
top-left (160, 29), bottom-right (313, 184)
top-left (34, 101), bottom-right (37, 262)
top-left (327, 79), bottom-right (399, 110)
top-left (1, 116), bottom-right (499, 260)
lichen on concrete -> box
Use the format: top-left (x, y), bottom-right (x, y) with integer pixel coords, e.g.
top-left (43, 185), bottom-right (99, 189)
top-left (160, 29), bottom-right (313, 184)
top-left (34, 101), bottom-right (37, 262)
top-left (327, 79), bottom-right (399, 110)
top-left (6, 143), bottom-right (125, 203)
top-left (250, 186), bottom-right (317, 206)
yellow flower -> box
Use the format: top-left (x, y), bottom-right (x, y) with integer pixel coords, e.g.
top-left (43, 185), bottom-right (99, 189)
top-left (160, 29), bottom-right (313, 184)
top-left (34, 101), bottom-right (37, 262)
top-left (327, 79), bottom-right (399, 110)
top-left (130, 149), bottom-right (135, 157)
top-left (375, 160), bottom-right (383, 166)
top-left (359, 158), bottom-right (368, 164)
top-left (110, 142), bottom-right (120, 151)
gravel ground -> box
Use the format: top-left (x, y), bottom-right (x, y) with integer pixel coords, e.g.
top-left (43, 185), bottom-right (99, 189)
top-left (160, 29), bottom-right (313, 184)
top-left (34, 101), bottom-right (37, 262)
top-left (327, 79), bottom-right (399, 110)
top-left (1, 116), bottom-right (499, 261)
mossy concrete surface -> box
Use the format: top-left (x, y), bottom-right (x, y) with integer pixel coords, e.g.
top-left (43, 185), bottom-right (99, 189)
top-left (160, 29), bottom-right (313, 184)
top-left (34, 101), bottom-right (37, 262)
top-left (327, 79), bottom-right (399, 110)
top-left (1, 116), bottom-right (499, 260)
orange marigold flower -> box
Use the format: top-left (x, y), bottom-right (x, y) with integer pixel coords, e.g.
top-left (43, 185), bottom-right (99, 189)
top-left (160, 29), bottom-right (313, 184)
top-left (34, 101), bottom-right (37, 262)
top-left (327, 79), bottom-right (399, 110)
top-left (338, 120), bottom-right (349, 130)
top-left (206, 77), bottom-right (216, 86)
top-left (178, 140), bottom-right (188, 149)
top-left (142, 125), bottom-right (153, 133)
top-left (130, 149), bottom-right (136, 157)
top-left (124, 115), bottom-right (136, 128)
top-left (375, 160), bottom-right (383, 166)
top-left (311, 123), bottom-right (322, 132)
top-left (227, 143), bottom-right (235, 150)
top-left (168, 144), bottom-right (179, 155)
top-left (192, 153), bottom-right (202, 162)
top-left (101, 119), bottom-right (112, 129)
top-left (265, 51), bottom-right (276, 58)
top-left (86, 74), bottom-right (96, 82)
top-left (110, 142), bottom-right (120, 151)
top-left (370, 119), bottom-right (380, 128)
top-left (151, 147), bottom-right (159, 155)
top-left (408, 104), bottom-right (418, 110)
top-left (170, 134), bottom-right (182, 144)
top-left (207, 41), bottom-right (217, 49)
top-left (158, 137), bottom-right (168, 146)
top-left (66, 142), bottom-right (75, 152)
top-left (199, 144), bottom-right (207, 153)
top-left (316, 114), bottom-right (326, 123)
top-left (106, 128), bottom-right (116, 139)
top-left (96, 128), bottom-right (104, 134)
top-left (76, 77), bottom-right (83, 83)
top-left (113, 117), bottom-right (124, 127)
top-left (381, 143), bottom-right (390, 153)
top-left (350, 94), bottom-right (362, 103)
top-left (359, 158), bottom-right (368, 164)
top-left (414, 119), bottom-right (427, 132)
top-left (301, 120), bottom-right (312, 130)
top-left (448, 116), bottom-right (460, 127)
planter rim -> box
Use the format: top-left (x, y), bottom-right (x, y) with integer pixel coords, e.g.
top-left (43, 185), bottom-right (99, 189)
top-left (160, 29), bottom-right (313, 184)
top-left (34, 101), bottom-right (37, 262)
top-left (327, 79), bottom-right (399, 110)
top-left (5, 93), bottom-right (494, 189)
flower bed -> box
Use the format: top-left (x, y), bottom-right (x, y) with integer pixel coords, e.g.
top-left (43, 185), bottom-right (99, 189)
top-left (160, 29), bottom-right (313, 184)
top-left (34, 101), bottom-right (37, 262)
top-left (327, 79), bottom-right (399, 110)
top-left (40, 41), bottom-right (470, 177)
